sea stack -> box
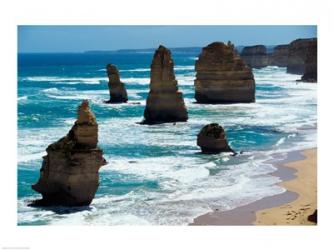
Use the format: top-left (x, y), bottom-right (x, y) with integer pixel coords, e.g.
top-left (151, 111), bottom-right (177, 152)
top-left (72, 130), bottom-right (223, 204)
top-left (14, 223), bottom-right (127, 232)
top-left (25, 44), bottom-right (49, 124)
top-left (270, 44), bottom-right (289, 67)
top-left (240, 45), bottom-right (269, 68)
top-left (287, 38), bottom-right (317, 74)
top-left (106, 64), bottom-right (128, 103)
top-left (31, 100), bottom-right (106, 206)
top-left (143, 45), bottom-right (188, 124)
top-left (197, 123), bottom-right (234, 154)
top-left (301, 39), bottom-right (317, 82)
top-left (195, 42), bottom-right (255, 103)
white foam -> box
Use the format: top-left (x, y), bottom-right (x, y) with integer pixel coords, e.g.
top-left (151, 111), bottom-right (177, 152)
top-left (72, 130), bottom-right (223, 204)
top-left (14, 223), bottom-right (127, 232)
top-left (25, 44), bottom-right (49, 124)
top-left (178, 75), bottom-right (195, 85)
top-left (21, 76), bottom-right (106, 84)
top-left (17, 66), bottom-right (317, 225)
top-left (174, 65), bottom-right (195, 71)
top-left (18, 127), bottom-right (68, 164)
top-left (120, 68), bottom-right (150, 72)
top-left (41, 87), bottom-right (60, 93)
top-left (18, 96), bottom-right (28, 101)
top-left (118, 65), bottom-right (194, 73)
top-left (122, 77), bottom-right (150, 85)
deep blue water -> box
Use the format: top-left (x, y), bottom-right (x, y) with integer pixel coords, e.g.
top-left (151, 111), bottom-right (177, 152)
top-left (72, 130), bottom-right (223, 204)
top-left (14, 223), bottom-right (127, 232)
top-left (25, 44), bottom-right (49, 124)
top-left (17, 51), bottom-right (317, 225)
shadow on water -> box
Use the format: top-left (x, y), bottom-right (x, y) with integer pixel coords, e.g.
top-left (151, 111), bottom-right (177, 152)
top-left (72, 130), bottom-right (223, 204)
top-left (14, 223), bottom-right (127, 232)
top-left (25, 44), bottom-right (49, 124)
top-left (28, 200), bottom-right (93, 215)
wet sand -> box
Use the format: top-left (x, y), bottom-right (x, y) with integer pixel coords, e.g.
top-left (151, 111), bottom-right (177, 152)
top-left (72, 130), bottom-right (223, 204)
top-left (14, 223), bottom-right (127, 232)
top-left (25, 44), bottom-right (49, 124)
top-left (190, 148), bottom-right (317, 225)
top-left (255, 149), bottom-right (317, 225)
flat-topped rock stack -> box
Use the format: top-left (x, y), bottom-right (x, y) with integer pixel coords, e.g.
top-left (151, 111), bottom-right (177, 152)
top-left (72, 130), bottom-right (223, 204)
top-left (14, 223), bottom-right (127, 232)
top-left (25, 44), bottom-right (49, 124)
top-left (143, 45), bottom-right (188, 124)
top-left (197, 123), bottom-right (234, 154)
top-left (240, 45), bottom-right (269, 68)
top-left (106, 64), bottom-right (128, 103)
top-left (31, 100), bottom-right (106, 206)
top-left (287, 38), bottom-right (317, 74)
top-left (195, 42), bottom-right (255, 103)
top-left (301, 39), bottom-right (317, 82)
top-left (270, 44), bottom-right (289, 67)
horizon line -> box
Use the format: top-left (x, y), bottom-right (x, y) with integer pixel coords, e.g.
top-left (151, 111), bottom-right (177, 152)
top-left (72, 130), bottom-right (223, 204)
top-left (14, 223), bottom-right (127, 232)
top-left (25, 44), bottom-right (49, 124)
top-left (17, 39), bottom-right (317, 54)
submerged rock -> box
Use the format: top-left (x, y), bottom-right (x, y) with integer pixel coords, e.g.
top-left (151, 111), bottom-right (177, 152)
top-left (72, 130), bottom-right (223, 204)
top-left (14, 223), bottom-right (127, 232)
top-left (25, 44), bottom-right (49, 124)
top-left (240, 45), bottom-right (269, 68)
top-left (301, 39), bottom-right (317, 82)
top-left (287, 38), bottom-right (317, 74)
top-left (105, 64), bottom-right (128, 103)
top-left (195, 42), bottom-right (255, 103)
top-left (143, 45), bottom-right (188, 124)
top-left (31, 100), bottom-right (106, 206)
top-left (197, 123), bottom-right (234, 154)
top-left (270, 44), bottom-right (289, 67)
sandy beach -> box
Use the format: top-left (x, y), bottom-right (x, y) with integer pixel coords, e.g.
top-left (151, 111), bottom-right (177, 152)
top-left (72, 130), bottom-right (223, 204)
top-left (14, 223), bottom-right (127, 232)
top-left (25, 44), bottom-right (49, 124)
top-left (191, 148), bottom-right (317, 225)
top-left (255, 148), bottom-right (317, 225)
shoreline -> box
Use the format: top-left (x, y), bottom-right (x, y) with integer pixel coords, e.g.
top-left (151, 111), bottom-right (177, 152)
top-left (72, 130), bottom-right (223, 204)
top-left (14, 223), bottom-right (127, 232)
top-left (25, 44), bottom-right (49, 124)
top-left (190, 148), bottom-right (317, 225)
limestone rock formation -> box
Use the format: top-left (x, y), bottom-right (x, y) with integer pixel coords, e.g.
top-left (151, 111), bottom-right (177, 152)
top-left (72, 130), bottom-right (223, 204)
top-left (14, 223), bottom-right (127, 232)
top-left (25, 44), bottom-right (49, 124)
top-left (106, 64), bottom-right (128, 103)
top-left (287, 38), bottom-right (317, 74)
top-left (197, 123), bottom-right (234, 154)
top-left (240, 45), bottom-right (269, 68)
top-left (143, 45), bottom-right (188, 124)
top-left (270, 44), bottom-right (289, 67)
top-left (31, 100), bottom-right (106, 206)
top-left (194, 42), bottom-right (255, 103)
top-left (301, 39), bottom-right (317, 82)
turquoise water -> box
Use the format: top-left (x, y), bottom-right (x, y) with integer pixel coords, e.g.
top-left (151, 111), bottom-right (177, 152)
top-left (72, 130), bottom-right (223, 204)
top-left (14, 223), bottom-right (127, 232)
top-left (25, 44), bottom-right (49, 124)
top-left (17, 51), bottom-right (317, 225)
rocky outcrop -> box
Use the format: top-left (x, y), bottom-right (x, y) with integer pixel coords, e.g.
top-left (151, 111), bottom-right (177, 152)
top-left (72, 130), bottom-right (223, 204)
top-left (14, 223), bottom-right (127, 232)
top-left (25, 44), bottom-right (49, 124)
top-left (197, 123), bottom-right (234, 154)
top-left (31, 100), bottom-right (106, 206)
top-left (143, 45), bottom-right (188, 124)
top-left (307, 209), bottom-right (317, 224)
top-left (105, 64), bottom-right (128, 103)
top-left (240, 45), bottom-right (269, 68)
top-left (194, 42), bottom-right (255, 103)
top-left (287, 38), bottom-right (317, 74)
top-left (270, 44), bottom-right (289, 67)
top-left (301, 39), bottom-right (317, 82)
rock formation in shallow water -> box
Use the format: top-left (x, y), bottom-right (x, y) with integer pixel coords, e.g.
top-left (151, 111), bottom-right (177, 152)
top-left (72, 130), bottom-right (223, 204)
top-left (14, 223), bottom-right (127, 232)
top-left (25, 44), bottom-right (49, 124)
top-left (143, 45), bottom-right (188, 124)
top-left (194, 42), bottom-right (255, 103)
top-left (287, 38), bottom-right (317, 74)
top-left (197, 123), bottom-right (234, 154)
top-left (270, 44), bottom-right (289, 67)
top-left (106, 64), bottom-right (128, 103)
top-left (301, 39), bottom-right (317, 82)
top-left (31, 100), bottom-right (106, 206)
top-left (240, 45), bottom-right (269, 68)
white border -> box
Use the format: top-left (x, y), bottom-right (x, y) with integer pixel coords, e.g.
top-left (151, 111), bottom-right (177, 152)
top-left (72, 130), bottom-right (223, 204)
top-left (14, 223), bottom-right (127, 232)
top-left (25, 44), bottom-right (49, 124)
top-left (1, 0), bottom-right (333, 249)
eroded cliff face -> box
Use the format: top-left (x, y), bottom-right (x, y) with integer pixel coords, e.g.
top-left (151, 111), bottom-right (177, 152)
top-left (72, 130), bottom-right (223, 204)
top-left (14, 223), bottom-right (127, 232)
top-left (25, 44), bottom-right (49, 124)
top-left (31, 100), bottom-right (106, 206)
top-left (301, 39), bottom-right (317, 82)
top-left (195, 42), bottom-right (255, 104)
top-left (197, 123), bottom-right (233, 154)
top-left (240, 45), bottom-right (269, 68)
top-left (106, 64), bottom-right (128, 103)
top-left (143, 45), bottom-right (188, 124)
top-left (287, 38), bottom-right (317, 74)
top-left (270, 44), bottom-right (289, 67)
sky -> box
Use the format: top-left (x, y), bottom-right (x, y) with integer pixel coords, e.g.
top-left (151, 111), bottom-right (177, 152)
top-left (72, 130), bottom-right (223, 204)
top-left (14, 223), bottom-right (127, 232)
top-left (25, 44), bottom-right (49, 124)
top-left (18, 25), bottom-right (317, 53)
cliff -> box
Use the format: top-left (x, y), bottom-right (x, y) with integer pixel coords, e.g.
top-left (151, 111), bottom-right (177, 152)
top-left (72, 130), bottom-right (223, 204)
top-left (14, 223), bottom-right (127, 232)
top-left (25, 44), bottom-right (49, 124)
top-left (31, 100), bottom-right (106, 206)
top-left (143, 45), bottom-right (188, 124)
top-left (301, 39), bottom-right (317, 82)
top-left (240, 45), bottom-right (269, 68)
top-left (106, 64), bottom-right (128, 103)
top-left (194, 41), bottom-right (255, 103)
top-left (287, 38), bottom-right (317, 74)
top-left (270, 44), bottom-right (289, 67)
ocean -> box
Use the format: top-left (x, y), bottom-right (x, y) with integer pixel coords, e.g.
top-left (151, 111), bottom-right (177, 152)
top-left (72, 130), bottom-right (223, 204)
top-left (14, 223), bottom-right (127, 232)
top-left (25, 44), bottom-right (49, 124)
top-left (17, 49), bottom-right (317, 225)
